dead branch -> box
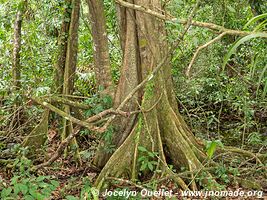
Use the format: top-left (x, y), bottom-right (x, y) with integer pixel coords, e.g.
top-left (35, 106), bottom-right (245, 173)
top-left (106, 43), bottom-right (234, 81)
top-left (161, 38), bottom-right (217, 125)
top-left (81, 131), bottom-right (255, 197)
top-left (34, 126), bottom-right (81, 170)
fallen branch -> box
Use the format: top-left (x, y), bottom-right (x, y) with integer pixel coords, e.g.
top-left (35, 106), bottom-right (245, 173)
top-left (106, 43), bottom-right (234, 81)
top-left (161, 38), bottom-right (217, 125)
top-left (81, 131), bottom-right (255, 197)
top-left (33, 126), bottom-right (81, 170)
top-left (223, 146), bottom-right (265, 164)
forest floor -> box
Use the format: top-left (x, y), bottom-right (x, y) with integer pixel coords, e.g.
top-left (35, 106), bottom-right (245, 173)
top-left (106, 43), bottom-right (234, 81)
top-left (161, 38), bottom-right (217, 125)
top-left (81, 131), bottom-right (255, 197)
top-left (1, 124), bottom-right (266, 199)
top-left (0, 106), bottom-right (266, 199)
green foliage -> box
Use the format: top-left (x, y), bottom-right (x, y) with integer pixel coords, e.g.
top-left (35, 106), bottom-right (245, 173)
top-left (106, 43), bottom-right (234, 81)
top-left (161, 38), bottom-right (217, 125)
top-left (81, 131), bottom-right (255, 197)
top-left (256, 64), bottom-right (267, 99)
top-left (102, 126), bottom-right (116, 153)
top-left (143, 80), bottom-right (155, 100)
top-left (137, 146), bottom-right (158, 172)
top-left (75, 70), bottom-right (96, 96)
top-left (0, 146), bottom-right (59, 200)
top-left (215, 165), bottom-right (230, 184)
top-left (222, 33), bottom-right (267, 71)
top-left (247, 132), bottom-right (264, 145)
top-left (64, 178), bottom-right (98, 200)
top-left (205, 140), bottom-right (223, 159)
top-left (84, 94), bottom-right (113, 117)
top-left (1, 168), bottom-right (59, 200)
top-left (174, 5), bottom-right (267, 149)
top-left (243, 13), bottom-right (267, 30)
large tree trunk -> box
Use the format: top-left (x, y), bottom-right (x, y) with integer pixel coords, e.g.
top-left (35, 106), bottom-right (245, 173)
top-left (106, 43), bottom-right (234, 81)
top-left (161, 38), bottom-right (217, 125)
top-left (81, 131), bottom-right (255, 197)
top-left (93, 0), bottom-right (142, 168)
top-left (94, 0), bottom-right (209, 190)
top-left (87, 0), bottom-right (113, 96)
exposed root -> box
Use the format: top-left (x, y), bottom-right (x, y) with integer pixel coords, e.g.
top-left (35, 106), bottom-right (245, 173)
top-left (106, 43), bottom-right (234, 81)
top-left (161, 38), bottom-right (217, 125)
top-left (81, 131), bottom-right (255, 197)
top-left (94, 97), bottom-right (217, 190)
top-left (222, 146), bottom-right (266, 164)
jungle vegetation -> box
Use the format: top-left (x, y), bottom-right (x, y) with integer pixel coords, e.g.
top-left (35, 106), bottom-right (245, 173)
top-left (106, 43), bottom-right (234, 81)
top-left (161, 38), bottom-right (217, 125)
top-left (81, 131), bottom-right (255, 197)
top-left (0, 0), bottom-right (266, 199)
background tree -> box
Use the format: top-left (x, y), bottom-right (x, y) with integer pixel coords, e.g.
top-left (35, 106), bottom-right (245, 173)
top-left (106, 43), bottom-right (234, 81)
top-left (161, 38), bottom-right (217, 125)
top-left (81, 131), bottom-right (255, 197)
top-left (9, 0), bottom-right (27, 133)
top-left (53, 0), bottom-right (72, 94)
top-left (87, 0), bottom-right (113, 96)
top-left (12, 0), bottom-right (27, 91)
top-left (61, 0), bottom-right (81, 162)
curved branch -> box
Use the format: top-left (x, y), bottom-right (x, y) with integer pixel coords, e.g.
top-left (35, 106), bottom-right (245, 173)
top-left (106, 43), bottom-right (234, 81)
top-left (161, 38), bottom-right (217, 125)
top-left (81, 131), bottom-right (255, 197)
top-left (115, 0), bottom-right (267, 36)
top-left (186, 32), bottom-right (227, 77)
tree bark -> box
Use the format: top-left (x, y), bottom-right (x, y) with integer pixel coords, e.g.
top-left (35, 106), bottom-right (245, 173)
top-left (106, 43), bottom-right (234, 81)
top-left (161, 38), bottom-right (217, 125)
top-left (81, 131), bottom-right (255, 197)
top-left (53, 0), bottom-right (72, 94)
top-left (12, 1), bottom-right (27, 90)
top-left (93, 0), bottom-right (142, 168)
top-left (9, 1), bottom-right (27, 132)
top-left (61, 0), bottom-right (81, 164)
top-left (87, 0), bottom-right (113, 96)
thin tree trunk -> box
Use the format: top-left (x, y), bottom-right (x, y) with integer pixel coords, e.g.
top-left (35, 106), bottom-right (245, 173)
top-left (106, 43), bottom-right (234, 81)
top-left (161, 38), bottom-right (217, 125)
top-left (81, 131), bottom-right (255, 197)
top-left (53, 0), bottom-right (72, 94)
top-left (9, 1), bottom-right (27, 132)
top-left (61, 0), bottom-right (82, 164)
top-left (12, 1), bottom-right (27, 90)
top-left (87, 0), bottom-right (113, 96)
top-left (63, 0), bottom-right (80, 98)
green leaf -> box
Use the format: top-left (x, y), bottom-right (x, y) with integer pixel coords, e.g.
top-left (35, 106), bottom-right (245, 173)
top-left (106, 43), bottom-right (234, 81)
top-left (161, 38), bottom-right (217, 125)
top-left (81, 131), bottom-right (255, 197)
top-left (256, 64), bottom-right (267, 99)
top-left (84, 109), bottom-right (93, 117)
top-left (50, 180), bottom-right (59, 187)
top-left (11, 176), bottom-right (19, 185)
top-left (38, 182), bottom-right (49, 188)
top-left (102, 95), bottom-right (112, 107)
top-left (90, 187), bottom-right (99, 200)
top-left (137, 156), bottom-right (146, 162)
top-left (206, 140), bottom-right (223, 159)
top-left (243, 13), bottom-right (267, 30)
top-left (18, 183), bottom-right (28, 195)
top-left (222, 33), bottom-right (267, 71)
top-left (24, 195), bottom-right (35, 200)
top-left (150, 161), bottom-right (158, 165)
top-left (253, 19), bottom-right (267, 31)
top-left (36, 176), bottom-right (49, 182)
top-left (227, 5), bottom-right (235, 13)
top-left (36, 193), bottom-right (46, 200)
top-left (41, 188), bottom-right (52, 197)
top-left (14, 184), bottom-right (20, 195)
top-left (29, 189), bottom-right (38, 198)
top-left (147, 152), bottom-right (155, 158)
top-left (65, 195), bottom-right (79, 200)
top-left (140, 163), bottom-right (147, 171)
top-left (147, 162), bottom-right (154, 171)
top-left (1, 187), bottom-right (12, 198)
top-left (94, 105), bottom-right (104, 114)
top-left (138, 146), bottom-right (147, 152)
